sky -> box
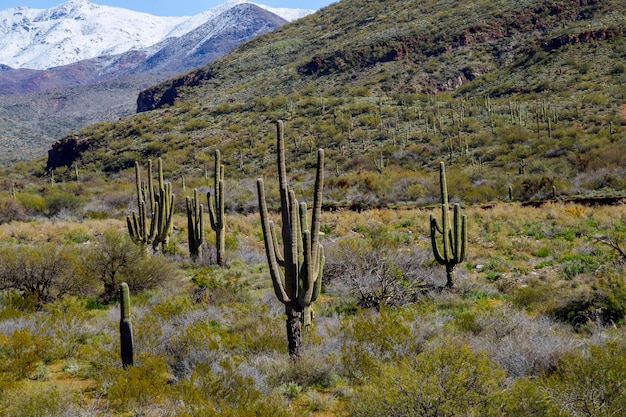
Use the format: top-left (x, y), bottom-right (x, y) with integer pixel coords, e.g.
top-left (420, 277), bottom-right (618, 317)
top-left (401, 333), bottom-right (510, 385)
top-left (1, 0), bottom-right (337, 16)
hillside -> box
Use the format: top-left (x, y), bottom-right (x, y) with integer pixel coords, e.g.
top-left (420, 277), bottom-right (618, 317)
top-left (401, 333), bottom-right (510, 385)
top-left (45, 0), bottom-right (625, 209)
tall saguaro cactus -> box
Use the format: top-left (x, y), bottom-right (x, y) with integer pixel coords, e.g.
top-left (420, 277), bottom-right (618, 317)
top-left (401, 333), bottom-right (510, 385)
top-left (119, 282), bottom-right (134, 368)
top-left (186, 189), bottom-right (204, 260)
top-left (257, 120), bottom-right (325, 358)
top-left (208, 150), bottom-right (226, 266)
top-left (429, 161), bottom-right (467, 288)
top-left (126, 158), bottom-right (175, 252)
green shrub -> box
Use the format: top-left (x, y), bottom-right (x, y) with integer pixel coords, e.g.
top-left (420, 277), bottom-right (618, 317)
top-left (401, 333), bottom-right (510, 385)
top-left (552, 265), bottom-right (626, 327)
top-left (341, 308), bottom-right (416, 380)
top-left (538, 342), bottom-right (626, 416)
top-left (268, 349), bottom-right (340, 390)
top-left (173, 362), bottom-right (293, 417)
top-left (559, 250), bottom-right (605, 280)
top-left (0, 195), bottom-right (26, 223)
top-left (347, 342), bottom-right (505, 417)
top-left (82, 230), bottom-right (179, 303)
top-left (44, 189), bottom-right (85, 217)
top-left (510, 280), bottom-right (559, 314)
top-left (499, 377), bottom-right (562, 416)
top-left (0, 386), bottom-right (67, 417)
top-left (104, 355), bottom-right (170, 409)
top-left (0, 328), bottom-right (52, 380)
top-left (16, 192), bottom-right (46, 215)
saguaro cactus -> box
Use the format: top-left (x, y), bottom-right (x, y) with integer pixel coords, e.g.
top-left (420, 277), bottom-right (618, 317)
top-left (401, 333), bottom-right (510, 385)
top-left (119, 282), bottom-right (134, 368)
top-left (126, 158), bottom-right (175, 252)
top-left (429, 161), bottom-right (467, 288)
top-left (186, 189), bottom-right (204, 260)
top-left (207, 150), bottom-right (226, 266)
top-left (257, 120), bottom-right (325, 358)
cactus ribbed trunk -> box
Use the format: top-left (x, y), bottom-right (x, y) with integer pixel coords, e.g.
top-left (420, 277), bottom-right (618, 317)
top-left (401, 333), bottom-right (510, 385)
top-left (285, 302), bottom-right (303, 358)
top-left (119, 282), bottom-right (134, 368)
top-left (445, 264), bottom-right (455, 289)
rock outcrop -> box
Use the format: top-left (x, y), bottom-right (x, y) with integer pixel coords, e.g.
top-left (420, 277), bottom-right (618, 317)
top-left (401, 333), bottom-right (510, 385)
top-left (46, 136), bottom-right (93, 170)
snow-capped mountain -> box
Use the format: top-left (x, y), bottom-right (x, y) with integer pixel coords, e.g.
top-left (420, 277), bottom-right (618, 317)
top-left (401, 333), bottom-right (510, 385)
top-left (0, 0), bottom-right (313, 71)
top-left (0, 0), bottom-right (317, 162)
top-left (132, 3), bottom-right (288, 74)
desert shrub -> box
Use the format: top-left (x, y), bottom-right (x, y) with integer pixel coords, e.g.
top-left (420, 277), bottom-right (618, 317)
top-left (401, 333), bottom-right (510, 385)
top-left (499, 377), bottom-right (563, 417)
top-left (160, 318), bottom-right (223, 379)
top-left (347, 342), bottom-right (505, 417)
top-left (44, 189), bottom-right (85, 217)
top-left (82, 230), bottom-right (179, 303)
top-left (123, 254), bottom-right (180, 294)
top-left (0, 386), bottom-right (69, 417)
top-left (267, 348), bottom-right (340, 389)
top-left (325, 237), bottom-right (430, 309)
top-left (594, 218), bottom-right (626, 261)
top-left (510, 279), bottom-right (562, 314)
top-left (41, 297), bottom-right (101, 359)
top-left (173, 362), bottom-right (293, 417)
top-left (15, 192), bottom-right (46, 215)
top-left (340, 308), bottom-right (419, 380)
top-left (516, 175), bottom-right (556, 200)
top-left (552, 265), bottom-right (626, 327)
top-left (0, 243), bottom-right (82, 308)
top-left (470, 309), bottom-right (576, 379)
top-left (536, 342), bottom-right (626, 416)
top-left (104, 354), bottom-right (171, 410)
top-left (558, 249), bottom-right (606, 280)
top-left (0, 328), bottom-right (52, 380)
top-left (0, 195), bottom-right (26, 223)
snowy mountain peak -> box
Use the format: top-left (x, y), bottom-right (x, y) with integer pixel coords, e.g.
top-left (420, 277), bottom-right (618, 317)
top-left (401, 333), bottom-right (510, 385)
top-left (36, 0), bottom-right (93, 20)
top-left (0, 1), bottom-right (315, 70)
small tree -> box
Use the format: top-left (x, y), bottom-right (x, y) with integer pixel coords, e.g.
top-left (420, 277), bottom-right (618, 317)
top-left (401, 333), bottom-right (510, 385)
top-left (0, 243), bottom-right (77, 309)
top-left (87, 230), bottom-right (145, 304)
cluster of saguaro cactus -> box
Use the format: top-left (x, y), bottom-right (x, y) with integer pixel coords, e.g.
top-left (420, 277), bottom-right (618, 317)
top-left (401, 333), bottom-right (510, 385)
top-left (208, 150), bottom-right (226, 266)
top-left (257, 120), bottom-right (325, 358)
top-left (119, 282), bottom-right (134, 368)
top-left (126, 158), bottom-right (174, 252)
top-left (429, 161), bottom-right (467, 288)
top-left (186, 188), bottom-right (204, 260)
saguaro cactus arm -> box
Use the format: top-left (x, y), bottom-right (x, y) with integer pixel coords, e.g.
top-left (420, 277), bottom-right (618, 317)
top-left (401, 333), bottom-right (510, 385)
top-left (257, 178), bottom-right (291, 304)
top-left (453, 203), bottom-right (467, 262)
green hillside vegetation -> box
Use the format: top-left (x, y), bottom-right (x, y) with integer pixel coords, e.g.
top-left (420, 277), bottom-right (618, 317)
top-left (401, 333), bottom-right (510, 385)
top-left (0, 0), bottom-right (625, 415)
top-left (35, 0), bottom-right (626, 209)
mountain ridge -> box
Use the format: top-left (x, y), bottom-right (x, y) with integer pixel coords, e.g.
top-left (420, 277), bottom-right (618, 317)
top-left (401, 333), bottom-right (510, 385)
top-left (0, 0), bottom-right (312, 71)
top-left (0, 0), bottom-right (312, 162)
